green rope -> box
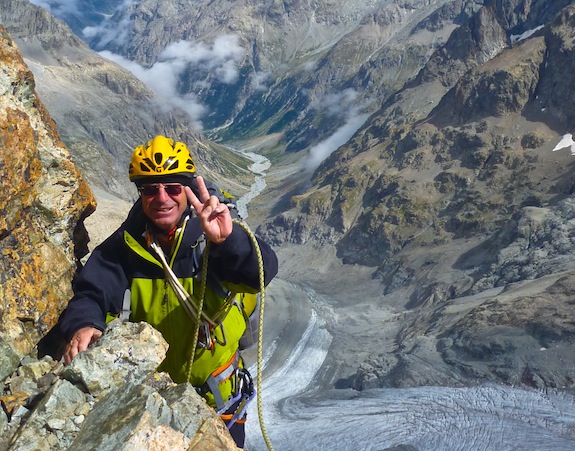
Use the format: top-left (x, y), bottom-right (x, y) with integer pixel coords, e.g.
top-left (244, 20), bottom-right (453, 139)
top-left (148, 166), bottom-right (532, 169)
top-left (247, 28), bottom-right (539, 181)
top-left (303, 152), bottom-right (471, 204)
top-left (186, 239), bottom-right (210, 382)
top-left (232, 219), bottom-right (274, 451)
top-left (184, 218), bottom-right (274, 450)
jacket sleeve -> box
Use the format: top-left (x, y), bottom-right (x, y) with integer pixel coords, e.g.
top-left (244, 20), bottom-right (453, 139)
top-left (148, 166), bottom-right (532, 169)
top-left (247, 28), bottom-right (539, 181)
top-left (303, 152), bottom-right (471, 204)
top-left (58, 231), bottom-right (129, 341)
top-left (208, 223), bottom-right (278, 293)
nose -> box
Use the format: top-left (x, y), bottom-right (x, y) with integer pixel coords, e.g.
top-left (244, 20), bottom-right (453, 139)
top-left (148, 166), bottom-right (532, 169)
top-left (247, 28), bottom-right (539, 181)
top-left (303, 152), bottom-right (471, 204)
top-left (154, 185), bottom-right (171, 202)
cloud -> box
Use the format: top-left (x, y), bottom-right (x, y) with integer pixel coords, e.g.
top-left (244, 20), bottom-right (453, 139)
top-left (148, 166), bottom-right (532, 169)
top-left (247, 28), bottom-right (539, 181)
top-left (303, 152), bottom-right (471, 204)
top-left (29, 0), bottom-right (81, 16)
top-left (83, 1), bottom-right (134, 49)
top-left (320, 89), bottom-right (360, 115)
top-left (159, 35), bottom-right (244, 83)
top-left (306, 112), bottom-right (370, 172)
top-left (99, 50), bottom-right (206, 130)
top-left (252, 71), bottom-right (271, 91)
top-left (305, 89), bottom-right (370, 172)
top-left (30, 0), bottom-right (135, 47)
top-left (99, 34), bottom-right (245, 130)
top-left (29, 0), bottom-right (246, 130)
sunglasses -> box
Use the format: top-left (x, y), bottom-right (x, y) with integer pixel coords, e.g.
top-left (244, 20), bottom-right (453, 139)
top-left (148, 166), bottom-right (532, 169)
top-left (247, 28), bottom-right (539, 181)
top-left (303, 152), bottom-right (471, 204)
top-left (138, 183), bottom-right (183, 197)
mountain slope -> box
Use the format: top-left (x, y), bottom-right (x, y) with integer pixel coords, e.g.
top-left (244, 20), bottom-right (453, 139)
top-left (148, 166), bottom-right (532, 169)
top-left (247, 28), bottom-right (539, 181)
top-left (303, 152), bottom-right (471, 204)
top-left (265, 1), bottom-right (575, 390)
top-left (1, 0), bottom-right (256, 202)
top-left (44, 0), bottom-right (465, 149)
top-left (11, 0), bottom-right (575, 393)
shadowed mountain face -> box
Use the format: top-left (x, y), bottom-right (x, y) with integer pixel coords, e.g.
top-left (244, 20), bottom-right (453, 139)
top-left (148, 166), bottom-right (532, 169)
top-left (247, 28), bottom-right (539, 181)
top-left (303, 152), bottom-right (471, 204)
top-left (3, 0), bottom-right (575, 395)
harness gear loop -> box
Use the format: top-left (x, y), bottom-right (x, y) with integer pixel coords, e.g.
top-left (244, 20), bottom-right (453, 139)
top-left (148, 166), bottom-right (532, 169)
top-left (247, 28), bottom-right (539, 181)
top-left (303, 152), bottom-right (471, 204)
top-left (223, 367), bottom-right (256, 430)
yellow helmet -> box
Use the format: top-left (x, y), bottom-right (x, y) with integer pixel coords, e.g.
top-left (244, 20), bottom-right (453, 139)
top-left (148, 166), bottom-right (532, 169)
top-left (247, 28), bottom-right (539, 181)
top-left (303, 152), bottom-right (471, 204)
top-left (129, 135), bottom-right (196, 182)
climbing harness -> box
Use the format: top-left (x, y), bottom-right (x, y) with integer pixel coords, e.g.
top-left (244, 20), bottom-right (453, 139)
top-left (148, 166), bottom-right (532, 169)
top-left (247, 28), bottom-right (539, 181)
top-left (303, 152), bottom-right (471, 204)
top-left (220, 367), bottom-right (256, 429)
top-left (150, 217), bottom-right (274, 451)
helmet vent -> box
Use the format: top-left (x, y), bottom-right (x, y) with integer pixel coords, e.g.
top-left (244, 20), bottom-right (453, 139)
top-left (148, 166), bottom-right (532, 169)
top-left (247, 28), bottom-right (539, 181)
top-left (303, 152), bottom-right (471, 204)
top-left (163, 157), bottom-right (179, 171)
top-left (139, 162), bottom-right (151, 173)
top-left (154, 152), bottom-right (163, 165)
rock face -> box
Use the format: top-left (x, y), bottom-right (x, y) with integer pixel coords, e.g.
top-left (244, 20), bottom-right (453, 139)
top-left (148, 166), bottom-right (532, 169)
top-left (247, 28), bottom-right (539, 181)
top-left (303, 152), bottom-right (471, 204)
top-left (0, 25), bottom-right (95, 378)
top-left (0, 321), bottom-right (238, 450)
top-left (0, 27), bottom-right (236, 449)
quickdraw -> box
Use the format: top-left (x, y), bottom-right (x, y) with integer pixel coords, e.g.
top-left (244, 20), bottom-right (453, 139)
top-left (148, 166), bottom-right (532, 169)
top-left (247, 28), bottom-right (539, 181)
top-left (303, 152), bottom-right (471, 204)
top-left (197, 320), bottom-right (227, 350)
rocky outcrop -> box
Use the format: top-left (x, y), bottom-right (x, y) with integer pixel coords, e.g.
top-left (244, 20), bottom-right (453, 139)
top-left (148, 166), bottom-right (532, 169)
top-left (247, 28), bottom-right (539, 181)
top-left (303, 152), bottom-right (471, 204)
top-left (0, 321), bottom-right (238, 450)
top-left (0, 25), bottom-right (95, 379)
top-left (0, 25), bottom-right (238, 449)
top-left (267, 1), bottom-right (575, 271)
top-left (351, 195), bottom-right (575, 392)
top-left (255, 1), bottom-right (575, 394)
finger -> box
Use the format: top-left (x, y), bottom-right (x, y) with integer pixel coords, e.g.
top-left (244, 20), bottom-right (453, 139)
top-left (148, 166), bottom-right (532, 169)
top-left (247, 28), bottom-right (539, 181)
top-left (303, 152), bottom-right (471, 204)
top-left (185, 186), bottom-right (202, 212)
top-left (76, 333), bottom-right (91, 353)
top-left (92, 329), bottom-right (103, 342)
top-left (210, 202), bottom-right (229, 218)
top-left (64, 343), bottom-right (78, 365)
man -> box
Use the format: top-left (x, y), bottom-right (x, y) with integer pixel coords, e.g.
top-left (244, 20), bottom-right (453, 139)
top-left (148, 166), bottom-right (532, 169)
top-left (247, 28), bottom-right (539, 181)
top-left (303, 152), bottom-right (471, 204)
top-left (57, 135), bottom-right (278, 447)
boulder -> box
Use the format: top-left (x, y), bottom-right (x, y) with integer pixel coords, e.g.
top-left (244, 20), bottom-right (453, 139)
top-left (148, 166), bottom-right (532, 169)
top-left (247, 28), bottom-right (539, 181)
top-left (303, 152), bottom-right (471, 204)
top-left (1, 321), bottom-right (239, 450)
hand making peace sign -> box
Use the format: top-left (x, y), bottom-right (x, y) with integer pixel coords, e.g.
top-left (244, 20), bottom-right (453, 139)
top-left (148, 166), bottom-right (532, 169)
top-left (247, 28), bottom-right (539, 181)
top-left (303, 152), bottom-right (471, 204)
top-left (185, 176), bottom-right (233, 244)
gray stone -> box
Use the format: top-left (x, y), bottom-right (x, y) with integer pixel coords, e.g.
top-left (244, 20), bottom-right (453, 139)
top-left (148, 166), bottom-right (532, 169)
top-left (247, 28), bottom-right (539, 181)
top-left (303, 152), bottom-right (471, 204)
top-left (71, 384), bottom-right (171, 449)
top-left (9, 379), bottom-right (86, 450)
top-left (0, 336), bottom-right (21, 382)
top-left (62, 321), bottom-right (168, 397)
top-left (161, 383), bottom-right (217, 438)
top-left (0, 406), bottom-right (7, 435)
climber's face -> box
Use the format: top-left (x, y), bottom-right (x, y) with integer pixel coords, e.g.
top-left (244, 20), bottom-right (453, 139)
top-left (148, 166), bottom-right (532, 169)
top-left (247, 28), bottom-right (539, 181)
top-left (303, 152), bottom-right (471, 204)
top-left (138, 183), bottom-right (187, 231)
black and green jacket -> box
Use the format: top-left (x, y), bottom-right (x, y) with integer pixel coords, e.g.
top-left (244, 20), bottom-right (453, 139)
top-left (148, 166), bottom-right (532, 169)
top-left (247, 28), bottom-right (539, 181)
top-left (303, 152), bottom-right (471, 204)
top-left (59, 198), bottom-right (278, 400)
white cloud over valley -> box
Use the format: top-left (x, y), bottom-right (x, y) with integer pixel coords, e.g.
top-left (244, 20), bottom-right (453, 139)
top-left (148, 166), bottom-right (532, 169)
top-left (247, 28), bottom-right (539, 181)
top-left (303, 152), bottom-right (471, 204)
top-left (306, 89), bottom-right (370, 172)
top-left (30, 0), bottom-right (246, 129)
top-left (100, 35), bottom-right (245, 130)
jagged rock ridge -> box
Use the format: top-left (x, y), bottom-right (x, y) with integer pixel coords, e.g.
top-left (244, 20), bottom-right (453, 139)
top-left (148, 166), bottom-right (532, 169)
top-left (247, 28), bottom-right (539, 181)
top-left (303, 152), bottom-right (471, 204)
top-left (0, 26), bottom-right (237, 449)
top-left (0, 24), bottom-right (94, 378)
top-left (1, 322), bottom-right (238, 450)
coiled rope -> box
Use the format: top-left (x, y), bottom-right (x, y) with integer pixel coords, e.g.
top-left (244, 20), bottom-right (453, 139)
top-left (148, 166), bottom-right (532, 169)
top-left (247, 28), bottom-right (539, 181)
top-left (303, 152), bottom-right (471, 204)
top-left (184, 218), bottom-right (274, 451)
top-left (233, 219), bottom-right (274, 451)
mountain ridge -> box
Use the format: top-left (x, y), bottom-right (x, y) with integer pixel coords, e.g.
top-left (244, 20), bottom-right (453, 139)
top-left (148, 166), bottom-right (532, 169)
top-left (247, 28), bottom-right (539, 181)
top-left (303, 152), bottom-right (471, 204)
top-left (4, 0), bottom-right (575, 404)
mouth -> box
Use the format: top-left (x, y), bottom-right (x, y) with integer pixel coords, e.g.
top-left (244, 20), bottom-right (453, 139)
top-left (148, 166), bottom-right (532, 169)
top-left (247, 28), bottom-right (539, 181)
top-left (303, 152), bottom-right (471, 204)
top-left (152, 205), bottom-right (176, 215)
